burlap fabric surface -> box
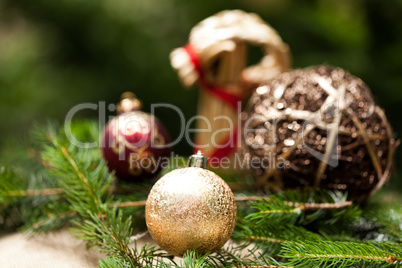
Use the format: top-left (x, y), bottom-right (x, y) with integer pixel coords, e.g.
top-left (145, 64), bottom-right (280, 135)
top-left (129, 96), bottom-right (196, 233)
top-left (0, 229), bottom-right (106, 268)
top-left (0, 230), bottom-right (183, 267)
top-left (0, 230), bottom-right (251, 267)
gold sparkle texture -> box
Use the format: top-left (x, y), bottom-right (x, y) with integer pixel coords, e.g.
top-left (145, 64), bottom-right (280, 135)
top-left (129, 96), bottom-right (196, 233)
top-left (242, 65), bottom-right (397, 202)
top-left (145, 167), bottom-right (237, 257)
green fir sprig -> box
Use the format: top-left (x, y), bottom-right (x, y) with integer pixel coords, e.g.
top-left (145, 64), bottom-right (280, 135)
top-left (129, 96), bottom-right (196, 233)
top-left (245, 190), bottom-right (360, 226)
top-left (281, 241), bottom-right (402, 267)
top-left (364, 203), bottom-right (402, 243)
top-left (1, 121), bottom-right (401, 267)
top-left (0, 165), bottom-right (67, 232)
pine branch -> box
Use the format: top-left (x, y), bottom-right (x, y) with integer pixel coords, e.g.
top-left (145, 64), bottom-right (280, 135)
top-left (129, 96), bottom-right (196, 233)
top-left (31, 210), bottom-right (76, 230)
top-left (98, 256), bottom-right (131, 268)
top-left (72, 208), bottom-right (139, 266)
top-left (235, 190), bottom-right (401, 267)
top-left (364, 203), bottom-right (402, 242)
top-left (4, 121), bottom-right (400, 268)
top-left (234, 222), bottom-right (322, 258)
top-left (117, 200), bottom-right (147, 208)
top-left (0, 167), bottom-right (26, 230)
top-left (37, 122), bottom-right (181, 267)
top-left (245, 190), bottom-right (359, 226)
top-left (4, 188), bottom-right (63, 197)
top-left (222, 245), bottom-right (294, 268)
top-left (281, 241), bottom-right (402, 267)
top-left (203, 246), bottom-right (248, 267)
top-left (0, 166), bottom-right (68, 232)
top-left (0, 166), bottom-right (27, 203)
top-left (40, 124), bottom-right (114, 218)
top-left (237, 224), bottom-right (322, 244)
top-left (180, 251), bottom-right (210, 268)
top-left (236, 196), bottom-right (352, 210)
top-left (237, 266), bottom-right (292, 268)
top-left (60, 145), bottom-right (102, 209)
top-left (111, 194), bottom-right (353, 210)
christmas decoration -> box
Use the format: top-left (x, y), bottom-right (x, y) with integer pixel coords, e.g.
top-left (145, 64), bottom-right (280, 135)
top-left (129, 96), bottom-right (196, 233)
top-left (242, 65), bottom-right (397, 202)
top-left (170, 10), bottom-right (291, 161)
top-left (145, 151), bottom-right (237, 257)
top-left (101, 92), bottom-right (171, 181)
top-left (2, 122), bottom-right (402, 268)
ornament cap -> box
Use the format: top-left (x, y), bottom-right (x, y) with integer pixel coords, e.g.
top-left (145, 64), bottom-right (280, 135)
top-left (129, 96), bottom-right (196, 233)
top-left (117, 91), bottom-right (143, 114)
top-left (188, 150), bottom-right (208, 168)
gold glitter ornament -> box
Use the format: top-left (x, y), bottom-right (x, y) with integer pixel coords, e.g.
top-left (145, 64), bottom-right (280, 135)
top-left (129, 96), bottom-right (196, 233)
top-left (145, 151), bottom-right (237, 257)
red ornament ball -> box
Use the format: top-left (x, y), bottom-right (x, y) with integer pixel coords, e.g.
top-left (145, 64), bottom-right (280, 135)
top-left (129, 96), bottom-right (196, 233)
top-left (101, 93), bottom-right (171, 181)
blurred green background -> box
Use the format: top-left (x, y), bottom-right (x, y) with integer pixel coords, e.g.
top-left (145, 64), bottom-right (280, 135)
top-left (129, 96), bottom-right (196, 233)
top-left (0, 0), bottom-right (401, 185)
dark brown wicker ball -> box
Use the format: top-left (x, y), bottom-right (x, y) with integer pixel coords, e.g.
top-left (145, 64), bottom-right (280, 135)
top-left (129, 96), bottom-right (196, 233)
top-left (241, 65), bottom-right (397, 202)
